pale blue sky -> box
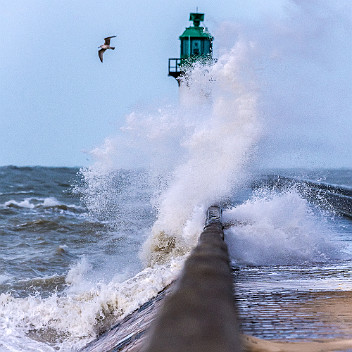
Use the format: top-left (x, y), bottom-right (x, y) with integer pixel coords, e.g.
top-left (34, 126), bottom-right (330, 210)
top-left (0, 0), bottom-right (351, 167)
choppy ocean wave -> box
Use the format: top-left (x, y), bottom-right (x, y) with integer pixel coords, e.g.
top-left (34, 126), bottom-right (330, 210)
top-left (0, 197), bottom-right (84, 212)
top-left (224, 187), bottom-right (345, 266)
top-left (0, 256), bottom-right (185, 351)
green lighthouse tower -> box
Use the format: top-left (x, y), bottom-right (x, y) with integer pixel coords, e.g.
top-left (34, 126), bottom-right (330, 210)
top-left (168, 12), bottom-right (214, 85)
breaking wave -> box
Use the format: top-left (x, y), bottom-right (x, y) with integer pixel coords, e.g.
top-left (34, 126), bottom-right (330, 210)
top-left (223, 187), bottom-right (344, 265)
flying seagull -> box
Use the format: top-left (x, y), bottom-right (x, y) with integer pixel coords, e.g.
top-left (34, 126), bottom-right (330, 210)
top-left (98, 36), bottom-right (116, 62)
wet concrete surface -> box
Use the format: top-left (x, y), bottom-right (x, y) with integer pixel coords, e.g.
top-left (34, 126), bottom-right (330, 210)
top-left (234, 262), bottom-right (352, 341)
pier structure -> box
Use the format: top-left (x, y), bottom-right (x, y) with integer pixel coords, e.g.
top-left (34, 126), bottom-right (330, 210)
top-left (81, 206), bottom-right (242, 352)
top-left (143, 206), bottom-right (242, 352)
top-left (253, 176), bottom-right (352, 218)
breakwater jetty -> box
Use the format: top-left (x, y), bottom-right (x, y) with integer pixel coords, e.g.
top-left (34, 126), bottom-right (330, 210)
top-left (81, 206), bottom-right (242, 352)
top-left (253, 175), bottom-right (352, 218)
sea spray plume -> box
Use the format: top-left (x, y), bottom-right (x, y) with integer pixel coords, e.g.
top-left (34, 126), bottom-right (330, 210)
top-left (77, 105), bottom-right (195, 230)
top-left (142, 41), bottom-right (262, 267)
top-left (78, 41), bottom-right (261, 266)
top-left (119, 107), bottom-right (190, 173)
top-left (77, 143), bottom-right (153, 233)
top-left (223, 187), bottom-right (343, 265)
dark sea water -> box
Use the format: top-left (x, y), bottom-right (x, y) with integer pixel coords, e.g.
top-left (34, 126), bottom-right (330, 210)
top-left (0, 166), bottom-right (171, 351)
top-left (0, 166), bottom-right (137, 298)
top-left (1, 167), bottom-right (83, 296)
top-left (0, 166), bottom-right (351, 351)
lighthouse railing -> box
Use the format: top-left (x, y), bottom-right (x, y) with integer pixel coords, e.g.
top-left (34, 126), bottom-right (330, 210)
top-left (168, 58), bottom-right (182, 75)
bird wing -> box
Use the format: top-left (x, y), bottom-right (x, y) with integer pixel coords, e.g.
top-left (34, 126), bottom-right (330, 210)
top-left (98, 49), bottom-right (105, 62)
top-left (104, 36), bottom-right (116, 45)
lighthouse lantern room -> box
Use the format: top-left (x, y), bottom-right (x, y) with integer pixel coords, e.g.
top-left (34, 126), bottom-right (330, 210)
top-left (168, 12), bottom-right (214, 85)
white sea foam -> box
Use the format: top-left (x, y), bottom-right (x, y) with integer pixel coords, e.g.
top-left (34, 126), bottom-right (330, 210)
top-left (41, 197), bottom-right (84, 211)
top-left (1, 197), bottom-right (83, 212)
top-left (0, 274), bottom-right (11, 285)
top-left (223, 187), bottom-right (343, 265)
top-left (4, 198), bottom-right (35, 209)
top-left (41, 197), bottom-right (62, 207)
top-left (0, 255), bottom-right (185, 351)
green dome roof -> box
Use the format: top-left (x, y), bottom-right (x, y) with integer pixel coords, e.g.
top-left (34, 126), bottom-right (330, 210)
top-left (179, 26), bottom-right (213, 39)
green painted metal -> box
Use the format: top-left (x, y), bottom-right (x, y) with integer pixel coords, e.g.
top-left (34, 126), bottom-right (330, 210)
top-left (179, 13), bottom-right (213, 60)
top-left (179, 26), bottom-right (213, 39)
top-left (190, 13), bottom-right (204, 26)
top-left (168, 12), bottom-right (214, 83)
